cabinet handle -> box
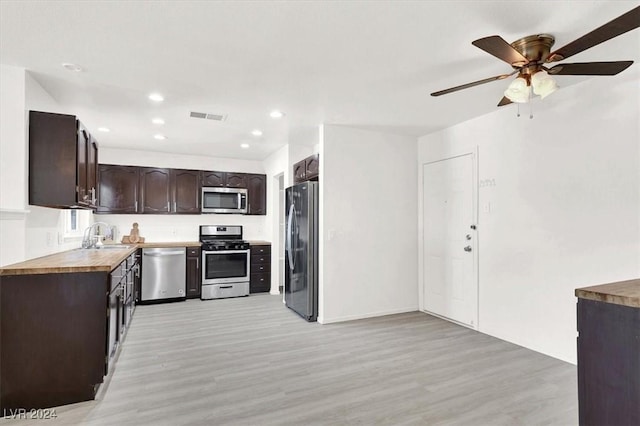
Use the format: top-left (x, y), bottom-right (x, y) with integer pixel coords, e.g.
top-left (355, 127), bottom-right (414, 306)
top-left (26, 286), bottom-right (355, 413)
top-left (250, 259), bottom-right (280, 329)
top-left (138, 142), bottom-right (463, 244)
top-left (135, 201), bottom-right (138, 211)
top-left (196, 258), bottom-right (199, 268)
top-left (174, 201), bottom-right (177, 212)
top-left (167, 202), bottom-right (170, 211)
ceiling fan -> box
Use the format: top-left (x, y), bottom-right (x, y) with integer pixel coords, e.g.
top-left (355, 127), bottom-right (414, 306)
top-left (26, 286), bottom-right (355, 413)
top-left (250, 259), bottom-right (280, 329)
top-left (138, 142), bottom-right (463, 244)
top-left (431, 5), bottom-right (640, 106)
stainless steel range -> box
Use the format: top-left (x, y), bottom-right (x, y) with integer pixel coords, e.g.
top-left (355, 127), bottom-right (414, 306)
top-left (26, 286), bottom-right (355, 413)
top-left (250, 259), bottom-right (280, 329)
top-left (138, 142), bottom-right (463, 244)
top-left (200, 225), bottom-right (250, 300)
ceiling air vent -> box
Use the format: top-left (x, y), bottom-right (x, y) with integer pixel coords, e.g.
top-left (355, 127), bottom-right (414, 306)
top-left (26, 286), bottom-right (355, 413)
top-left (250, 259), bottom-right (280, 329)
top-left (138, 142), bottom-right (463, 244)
top-left (190, 111), bottom-right (227, 121)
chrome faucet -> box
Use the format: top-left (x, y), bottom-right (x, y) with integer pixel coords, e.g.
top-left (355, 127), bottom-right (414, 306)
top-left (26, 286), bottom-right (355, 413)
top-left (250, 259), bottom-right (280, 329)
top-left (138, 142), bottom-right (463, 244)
top-left (82, 222), bottom-right (112, 249)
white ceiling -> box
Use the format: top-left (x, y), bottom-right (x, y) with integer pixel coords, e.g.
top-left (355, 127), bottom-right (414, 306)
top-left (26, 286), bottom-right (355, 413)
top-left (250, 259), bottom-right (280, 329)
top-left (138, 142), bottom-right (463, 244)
top-left (1, 1), bottom-right (638, 160)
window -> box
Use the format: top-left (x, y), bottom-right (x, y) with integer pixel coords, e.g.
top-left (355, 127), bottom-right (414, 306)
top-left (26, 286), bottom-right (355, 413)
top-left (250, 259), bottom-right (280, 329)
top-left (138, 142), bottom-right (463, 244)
top-left (61, 209), bottom-right (91, 241)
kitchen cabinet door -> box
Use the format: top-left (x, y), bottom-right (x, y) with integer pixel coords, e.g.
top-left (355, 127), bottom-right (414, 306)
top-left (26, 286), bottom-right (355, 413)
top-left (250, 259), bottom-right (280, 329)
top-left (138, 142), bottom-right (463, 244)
top-left (293, 159), bottom-right (306, 183)
top-left (226, 173), bottom-right (247, 188)
top-left (96, 165), bottom-right (139, 213)
top-left (186, 247), bottom-right (201, 299)
top-left (202, 171), bottom-right (225, 187)
top-left (29, 111), bottom-right (93, 208)
top-left (87, 137), bottom-right (98, 206)
top-left (305, 154), bottom-right (319, 180)
top-left (247, 174), bottom-right (267, 215)
top-left (172, 169), bottom-right (200, 214)
top-left (76, 121), bottom-right (89, 206)
top-left (139, 167), bottom-right (171, 214)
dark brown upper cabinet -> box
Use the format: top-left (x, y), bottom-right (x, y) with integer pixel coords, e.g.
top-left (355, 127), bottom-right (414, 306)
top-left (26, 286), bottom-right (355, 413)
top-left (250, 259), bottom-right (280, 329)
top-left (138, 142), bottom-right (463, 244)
top-left (97, 165), bottom-right (265, 215)
top-left (305, 154), bottom-right (319, 180)
top-left (293, 154), bottom-right (319, 184)
top-left (293, 160), bottom-right (306, 183)
top-left (226, 173), bottom-right (247, 188)
top-left (202, 171), bottom-right (225, 187)
top-left (202, 171), bottom-right (247, 188)
top-left (96, 165), bottom-right (139, 214)
top-left (139, 168), bottom-right (171, 214)
top-left (29, 111), bottom-right (99, 209)
top-left (171, 169), bottom-right (201, 214)
top-left (88, 136), bottom-right (98, 203)
top-left (247, 174), bottom-right (267, 215)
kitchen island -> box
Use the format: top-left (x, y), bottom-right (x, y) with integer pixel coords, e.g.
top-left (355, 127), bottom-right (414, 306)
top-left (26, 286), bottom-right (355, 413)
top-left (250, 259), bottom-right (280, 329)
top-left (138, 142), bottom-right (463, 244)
top-left (0, 242), bottom-right (200, 411)
top-left (575, 278), bottom-right (640, 426)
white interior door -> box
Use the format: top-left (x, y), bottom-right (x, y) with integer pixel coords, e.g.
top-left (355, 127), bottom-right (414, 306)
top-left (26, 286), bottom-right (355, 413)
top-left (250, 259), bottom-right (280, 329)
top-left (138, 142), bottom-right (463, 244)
top-left (423, 154), bottom-right (477, 328)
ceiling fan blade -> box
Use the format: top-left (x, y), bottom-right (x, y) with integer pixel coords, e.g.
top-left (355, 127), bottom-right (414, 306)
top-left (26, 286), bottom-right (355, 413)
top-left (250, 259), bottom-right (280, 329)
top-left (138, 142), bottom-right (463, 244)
top-left (546, 61), bottom-right (634, 75)
top-left (497, 96), bottom-right (512, 107)
top-left (431, 71), bottom-right (516, 97)
top-left (472, 36), bottom-right (529, 66)
top-left (546, 6), bottom-right (640, 62)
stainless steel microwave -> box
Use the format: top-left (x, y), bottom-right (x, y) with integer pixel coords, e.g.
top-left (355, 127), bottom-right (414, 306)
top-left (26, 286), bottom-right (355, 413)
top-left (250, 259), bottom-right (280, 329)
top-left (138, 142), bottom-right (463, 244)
top-left (201, 187), bottom-right (248, 214)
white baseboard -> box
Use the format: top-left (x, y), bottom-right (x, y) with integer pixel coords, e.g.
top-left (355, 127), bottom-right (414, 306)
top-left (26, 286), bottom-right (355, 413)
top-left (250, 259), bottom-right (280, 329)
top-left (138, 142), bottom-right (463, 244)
top-left (420, 309), bottom-right (478, 331)
top-left (319, 306), bottom-right (418, 324)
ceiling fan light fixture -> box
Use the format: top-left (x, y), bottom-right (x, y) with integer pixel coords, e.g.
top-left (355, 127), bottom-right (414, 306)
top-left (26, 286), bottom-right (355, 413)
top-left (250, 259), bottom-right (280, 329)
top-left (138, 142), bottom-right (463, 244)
top-left (531, 70), bottom-right (558, 99)
top-left (504, 77), bottom-right (530, 103)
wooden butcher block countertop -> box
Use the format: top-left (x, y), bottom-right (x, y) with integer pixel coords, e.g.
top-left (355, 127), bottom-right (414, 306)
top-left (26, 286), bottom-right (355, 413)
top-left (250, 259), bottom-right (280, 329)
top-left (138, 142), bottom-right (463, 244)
top-left (575, 278), bottom-right (640, 308)
top-left (0, 241), bottom-right (201, 276)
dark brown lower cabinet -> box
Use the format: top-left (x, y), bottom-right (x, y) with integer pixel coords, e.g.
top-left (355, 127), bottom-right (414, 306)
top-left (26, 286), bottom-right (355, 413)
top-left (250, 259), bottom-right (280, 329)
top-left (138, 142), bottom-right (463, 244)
top-left (0, 272), bottom-right (107, 410)
top-left (577, 298), bottom-right (640, 426)
top-left (186, 247), bottom-right (201, 299)
top-left (0, 252), bottom-right (140, 411)
top-left (250, 243), bottom-right (271, 293)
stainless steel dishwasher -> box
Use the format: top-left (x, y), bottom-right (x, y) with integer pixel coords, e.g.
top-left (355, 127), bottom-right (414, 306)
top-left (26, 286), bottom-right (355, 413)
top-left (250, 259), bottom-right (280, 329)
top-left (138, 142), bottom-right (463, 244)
top-left (141, 248), bottom-right (186, 302)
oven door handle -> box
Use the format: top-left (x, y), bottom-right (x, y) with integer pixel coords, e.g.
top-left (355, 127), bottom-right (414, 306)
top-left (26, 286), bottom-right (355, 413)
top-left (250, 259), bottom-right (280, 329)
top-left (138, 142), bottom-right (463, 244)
top-left (202, 250), bottom-right (249, 255)
top-left (287, 204), bottom-right (295, 271)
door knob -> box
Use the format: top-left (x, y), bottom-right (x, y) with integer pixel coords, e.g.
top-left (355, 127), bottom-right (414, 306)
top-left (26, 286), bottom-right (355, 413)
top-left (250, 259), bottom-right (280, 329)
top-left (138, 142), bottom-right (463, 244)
top-left (464, 246), bottom-right (472, 252)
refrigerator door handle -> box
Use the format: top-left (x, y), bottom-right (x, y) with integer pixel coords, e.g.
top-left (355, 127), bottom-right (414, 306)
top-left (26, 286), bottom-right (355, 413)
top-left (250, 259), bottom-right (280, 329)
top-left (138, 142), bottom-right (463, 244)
top-left (287, 204), bottom-right (295, 271)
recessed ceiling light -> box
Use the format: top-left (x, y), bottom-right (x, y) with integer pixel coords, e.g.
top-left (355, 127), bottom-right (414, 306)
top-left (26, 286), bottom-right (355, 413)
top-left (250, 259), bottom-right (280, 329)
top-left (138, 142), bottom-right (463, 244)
top-left (269, 110), bottom-right (285, 119)
top-left (154, 134), bottom-right (166, 140)
top-left (241, 143), bottom-right (250, 149)
top-left (152, 117), bottom-right (165, 125)
top-left (251, 129), bottom-right (263, 137)
top-left (148, 93), bottom-right (164, 102)
top-left (97, 127), bottom-right (110, 132)
top-left (62, 63), bottom-right (83, 72)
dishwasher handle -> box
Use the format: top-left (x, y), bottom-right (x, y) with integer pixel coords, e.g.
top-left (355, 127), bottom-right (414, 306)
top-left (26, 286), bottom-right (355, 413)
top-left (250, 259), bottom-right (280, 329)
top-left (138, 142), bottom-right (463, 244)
top-left (144, 251), bottom-right (185, 257)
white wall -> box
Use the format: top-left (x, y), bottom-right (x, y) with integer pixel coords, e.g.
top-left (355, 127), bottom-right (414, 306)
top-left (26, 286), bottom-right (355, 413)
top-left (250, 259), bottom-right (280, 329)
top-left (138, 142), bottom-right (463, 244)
top-left (0, 65), bottom-right (27, 266)
top-left (418, 73), bottom-right (640, 364)
top-left (0, 65), bottom-right (27, 211)
top-left (319, 124), bottom-right (418, 323)
top-left (263, 145), bottom-right (289, 293)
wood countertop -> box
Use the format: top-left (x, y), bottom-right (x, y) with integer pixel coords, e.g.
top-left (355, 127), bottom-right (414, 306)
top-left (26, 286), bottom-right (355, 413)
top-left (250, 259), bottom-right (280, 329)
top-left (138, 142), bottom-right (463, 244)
top-left (0, 241), bottom-right (201, 276)
top-left (248, 240), bottom-right (271, 245)
top-left (575, 278), bottom-right (640, 308)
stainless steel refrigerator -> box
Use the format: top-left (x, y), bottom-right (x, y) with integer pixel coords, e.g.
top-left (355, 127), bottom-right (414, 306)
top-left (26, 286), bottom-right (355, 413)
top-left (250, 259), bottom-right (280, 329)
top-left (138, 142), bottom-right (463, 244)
top-left (285, 181), bottom-right (318, 321)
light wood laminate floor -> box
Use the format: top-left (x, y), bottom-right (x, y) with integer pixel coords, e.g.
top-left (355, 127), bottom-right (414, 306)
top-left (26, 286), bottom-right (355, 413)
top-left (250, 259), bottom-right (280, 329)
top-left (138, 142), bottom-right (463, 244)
top-left (3, 294), bottom-right (577, 425)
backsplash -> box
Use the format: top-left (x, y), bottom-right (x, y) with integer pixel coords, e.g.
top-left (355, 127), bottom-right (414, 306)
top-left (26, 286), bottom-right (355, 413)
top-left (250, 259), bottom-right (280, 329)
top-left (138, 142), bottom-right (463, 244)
top-left (94, 214), bottom-right (267, 242)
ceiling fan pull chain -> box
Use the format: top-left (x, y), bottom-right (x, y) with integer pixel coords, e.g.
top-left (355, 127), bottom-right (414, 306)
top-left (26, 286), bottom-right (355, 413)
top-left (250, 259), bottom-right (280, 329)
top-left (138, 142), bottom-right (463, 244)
top-left (529, 91), bottom-right (533, 119)
top-left (517, 103), bottom-right (521, 118)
